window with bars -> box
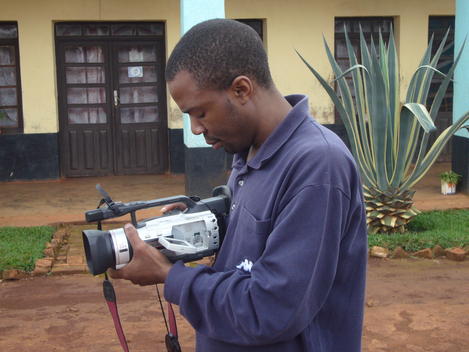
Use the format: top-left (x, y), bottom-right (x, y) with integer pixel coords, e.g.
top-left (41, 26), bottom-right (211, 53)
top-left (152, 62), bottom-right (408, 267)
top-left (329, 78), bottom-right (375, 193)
top-left (427, 16), bottom-right (454, 162)
top-left (334, 17), bottom-right (394, 123)
top-left (428, 16), bottom-right (454, 113)
top-left (0, 22), bottom-right (23, 134)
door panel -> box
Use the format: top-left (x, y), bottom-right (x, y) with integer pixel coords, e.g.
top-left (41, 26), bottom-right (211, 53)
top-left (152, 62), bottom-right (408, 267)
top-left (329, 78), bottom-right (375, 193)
top-left (113, 41), bottom-right (166, 174)
top-left (58, 42), bottom-right (114, 177)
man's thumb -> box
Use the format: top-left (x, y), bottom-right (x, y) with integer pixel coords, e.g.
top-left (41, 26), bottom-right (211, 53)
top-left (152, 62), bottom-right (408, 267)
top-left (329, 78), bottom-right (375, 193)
top-left (124, 223), bottom-right (141, 247)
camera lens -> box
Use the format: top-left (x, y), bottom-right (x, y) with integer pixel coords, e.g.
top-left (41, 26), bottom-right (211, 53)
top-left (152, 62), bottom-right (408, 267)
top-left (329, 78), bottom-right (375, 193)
top-left (82, 230), bottom-right (116, 275)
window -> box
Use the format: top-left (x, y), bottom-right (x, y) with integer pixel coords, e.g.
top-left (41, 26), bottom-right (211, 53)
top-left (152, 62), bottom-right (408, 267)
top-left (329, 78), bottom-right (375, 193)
top-left (427, 16), bottom-right (454, 162)
top-left (236, 19), bottom-right (264, 41)
top-left (55, 22), bottom-right (164, 38)
top-left (0, 22), bottom-right (23, 134)
top-left (334, 17), bottom-right (394, 123)
top-left (428, 16), bottom-right (454, 113)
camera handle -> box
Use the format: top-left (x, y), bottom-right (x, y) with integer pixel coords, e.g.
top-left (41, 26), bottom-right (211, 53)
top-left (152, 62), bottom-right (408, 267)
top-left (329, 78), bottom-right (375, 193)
top-left (86, 185), bottom-right (201, 224)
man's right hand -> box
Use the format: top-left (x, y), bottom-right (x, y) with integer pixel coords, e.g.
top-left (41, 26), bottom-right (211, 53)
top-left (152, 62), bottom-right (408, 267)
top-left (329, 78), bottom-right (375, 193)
top-left (161, 202), bottom-right (188, 214)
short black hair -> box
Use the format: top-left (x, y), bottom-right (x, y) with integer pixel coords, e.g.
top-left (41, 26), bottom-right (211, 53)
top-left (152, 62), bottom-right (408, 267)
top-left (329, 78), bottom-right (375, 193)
top-left (165, 19), bottom-right (273, 90)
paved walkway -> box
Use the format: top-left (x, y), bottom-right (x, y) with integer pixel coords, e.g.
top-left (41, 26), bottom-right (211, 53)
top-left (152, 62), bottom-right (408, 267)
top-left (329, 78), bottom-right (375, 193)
top-left (0, 163), bottom-right (468, 275)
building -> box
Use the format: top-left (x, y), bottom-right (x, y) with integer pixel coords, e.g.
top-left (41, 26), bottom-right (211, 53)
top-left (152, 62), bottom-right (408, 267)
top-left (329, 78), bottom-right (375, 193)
top-left (0, 0), bottom-right (467, 194)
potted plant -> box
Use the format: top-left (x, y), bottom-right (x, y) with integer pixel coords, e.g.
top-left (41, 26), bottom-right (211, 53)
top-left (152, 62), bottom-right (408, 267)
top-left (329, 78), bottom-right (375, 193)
top-left (440, 171), bottom-right (462, 195)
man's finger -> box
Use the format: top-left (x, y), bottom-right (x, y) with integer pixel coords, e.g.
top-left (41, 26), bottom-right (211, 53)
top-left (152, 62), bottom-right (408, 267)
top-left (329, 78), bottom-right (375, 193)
top-left (161, 202), bottom-right (187, 213)
top-left (108, 267), bottom-right (123, 279)
top-left (123, 223), bottom-right (142, 247)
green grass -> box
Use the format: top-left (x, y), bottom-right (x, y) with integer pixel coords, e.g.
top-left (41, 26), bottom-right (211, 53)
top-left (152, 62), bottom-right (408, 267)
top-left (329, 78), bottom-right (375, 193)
top-left (0, 226), bottom-right (55, 272)
top-left (368, 209), bottom-right (469, 252)
top-left (0, 210), bottom-right (467, 271)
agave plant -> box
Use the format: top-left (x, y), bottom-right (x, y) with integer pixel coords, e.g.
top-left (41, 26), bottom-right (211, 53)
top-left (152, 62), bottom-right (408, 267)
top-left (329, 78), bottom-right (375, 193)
top-left (297, 27), bottom-right (469, 234)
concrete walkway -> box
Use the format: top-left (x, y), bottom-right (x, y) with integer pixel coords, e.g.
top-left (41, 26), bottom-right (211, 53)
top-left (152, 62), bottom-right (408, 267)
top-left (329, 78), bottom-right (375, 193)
top-left (0, 163), bottom-right (468, 275)
top-left (0, 173), bottom-right (186, 275)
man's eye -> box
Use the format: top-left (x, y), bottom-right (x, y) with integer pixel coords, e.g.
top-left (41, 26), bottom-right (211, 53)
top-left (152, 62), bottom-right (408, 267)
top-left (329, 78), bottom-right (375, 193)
top-left (198, 114), bottom-right (205, 119)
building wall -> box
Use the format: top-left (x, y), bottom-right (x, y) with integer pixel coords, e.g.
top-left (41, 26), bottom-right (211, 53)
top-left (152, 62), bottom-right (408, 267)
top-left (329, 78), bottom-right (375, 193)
top-left (2, 0), bottom-right (455, 133)
top-left (0, 0), bottom-right (180, 134)
top-left (0, 0), bottom-right (456, 181)
top-left (226, 0), bottom-right (455, 123)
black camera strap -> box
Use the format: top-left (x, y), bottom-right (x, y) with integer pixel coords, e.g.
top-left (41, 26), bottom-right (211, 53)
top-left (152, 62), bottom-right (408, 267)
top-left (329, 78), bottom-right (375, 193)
top-left (156, 285), bottom-right (182, 352)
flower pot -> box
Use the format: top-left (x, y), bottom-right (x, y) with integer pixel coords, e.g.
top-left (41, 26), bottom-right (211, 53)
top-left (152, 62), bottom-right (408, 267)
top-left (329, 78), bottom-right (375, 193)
top-left (441, 181), bottom-right (456, 195)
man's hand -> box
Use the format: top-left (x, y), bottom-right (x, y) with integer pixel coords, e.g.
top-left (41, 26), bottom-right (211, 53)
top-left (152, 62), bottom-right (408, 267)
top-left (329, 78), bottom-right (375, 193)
top-left (161, 202), bottom-right (188, 214)
top-left (108, 223), bottom-right (172, 286)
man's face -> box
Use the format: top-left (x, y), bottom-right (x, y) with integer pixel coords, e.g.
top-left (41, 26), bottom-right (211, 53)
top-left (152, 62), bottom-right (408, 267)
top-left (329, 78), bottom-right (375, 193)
top-left (168, 71), bottom-right (254, 154)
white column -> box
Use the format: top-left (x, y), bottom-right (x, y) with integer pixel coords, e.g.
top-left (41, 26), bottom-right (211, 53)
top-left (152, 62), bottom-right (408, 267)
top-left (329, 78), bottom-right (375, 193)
top-left (180, 0), bottom-right (225, 148)
top-left (452, 0), bottom-right (469, 194)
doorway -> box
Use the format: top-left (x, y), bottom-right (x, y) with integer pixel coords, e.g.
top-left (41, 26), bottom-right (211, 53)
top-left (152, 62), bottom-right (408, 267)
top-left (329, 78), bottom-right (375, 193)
top-left (55, 22), bottom-right (168, 177)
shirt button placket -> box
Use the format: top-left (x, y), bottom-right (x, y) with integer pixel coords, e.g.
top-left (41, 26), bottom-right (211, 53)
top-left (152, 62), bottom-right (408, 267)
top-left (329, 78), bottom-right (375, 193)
top-left (232, 177), bottom-right (244, 213)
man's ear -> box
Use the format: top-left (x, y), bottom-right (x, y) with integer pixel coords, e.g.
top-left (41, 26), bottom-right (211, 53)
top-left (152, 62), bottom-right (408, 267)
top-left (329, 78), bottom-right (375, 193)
top-left (229, 76), bottom-right (253, 104)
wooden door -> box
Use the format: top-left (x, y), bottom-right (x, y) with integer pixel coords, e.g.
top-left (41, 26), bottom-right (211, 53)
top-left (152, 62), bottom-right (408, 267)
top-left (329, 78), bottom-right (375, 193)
top-left (56, 23), bottom-right (167, 177)
top-left (57, 41), bottom-right (113, 177)
top-left (112, 41), bottom-right (167, 174)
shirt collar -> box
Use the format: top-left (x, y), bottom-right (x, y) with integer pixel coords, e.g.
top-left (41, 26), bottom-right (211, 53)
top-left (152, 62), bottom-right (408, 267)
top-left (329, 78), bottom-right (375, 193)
top-left (232, 94), bottom-right (311, 170)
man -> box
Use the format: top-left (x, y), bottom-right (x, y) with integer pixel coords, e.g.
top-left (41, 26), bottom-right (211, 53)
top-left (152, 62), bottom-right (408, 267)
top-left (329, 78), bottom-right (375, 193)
top-left (111, 19), bottom-right (367, 351)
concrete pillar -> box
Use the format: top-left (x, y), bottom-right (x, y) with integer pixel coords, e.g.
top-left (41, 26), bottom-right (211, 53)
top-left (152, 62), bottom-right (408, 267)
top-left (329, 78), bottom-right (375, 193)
top-left (179, 0), bottom-right (228, 198)
top-left (452, 0), bottom-right (469, 194)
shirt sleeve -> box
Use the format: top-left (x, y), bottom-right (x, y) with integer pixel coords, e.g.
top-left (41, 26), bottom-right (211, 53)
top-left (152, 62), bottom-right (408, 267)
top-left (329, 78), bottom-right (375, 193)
top-left (164, 184), bottom-right (350, 346)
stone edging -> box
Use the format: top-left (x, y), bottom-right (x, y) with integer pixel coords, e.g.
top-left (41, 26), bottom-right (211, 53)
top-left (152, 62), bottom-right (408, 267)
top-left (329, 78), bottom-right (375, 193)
top-left (2, 228), bottom-right (468, 281)
top-left (1, 225), bottom-right (71, 280)
top-left (370, 245), bottom-right (468, 261)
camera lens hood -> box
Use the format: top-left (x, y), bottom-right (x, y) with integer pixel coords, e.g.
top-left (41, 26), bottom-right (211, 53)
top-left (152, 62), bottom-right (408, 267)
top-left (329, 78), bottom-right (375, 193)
top-left (82, 230), bottom-right (116, 276)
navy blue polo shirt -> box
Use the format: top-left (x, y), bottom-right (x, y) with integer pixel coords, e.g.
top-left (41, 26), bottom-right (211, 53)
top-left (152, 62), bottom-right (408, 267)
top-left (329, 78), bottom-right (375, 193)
top-left (165, 95), bottom-right (368, 352)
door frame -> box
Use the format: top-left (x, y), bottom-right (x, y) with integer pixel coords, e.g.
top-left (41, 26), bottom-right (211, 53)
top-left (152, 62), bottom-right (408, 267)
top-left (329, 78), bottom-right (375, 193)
top-left (54, 22), bottom-right (168, 177)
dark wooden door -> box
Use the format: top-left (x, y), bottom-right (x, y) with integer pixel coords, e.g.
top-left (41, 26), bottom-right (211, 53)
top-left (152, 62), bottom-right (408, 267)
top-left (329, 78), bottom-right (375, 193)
top-left (56, 25), bottom-right (167, 177)
top-left (57, 41), bottom-right (113, 177)
top-left (112, 41), bottom-right (167, 174)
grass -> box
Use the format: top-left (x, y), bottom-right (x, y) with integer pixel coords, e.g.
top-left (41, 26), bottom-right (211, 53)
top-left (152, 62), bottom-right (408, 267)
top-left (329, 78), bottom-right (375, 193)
top-left (0, 210), bottom-right (467, 272)
top-left (0, 226), bottom-right (55, 272)
top-left (368, 209), bottom-right (469, 252)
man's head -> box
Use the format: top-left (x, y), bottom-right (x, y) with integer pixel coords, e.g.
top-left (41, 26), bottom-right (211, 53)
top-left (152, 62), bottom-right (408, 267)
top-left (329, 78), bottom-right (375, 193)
top-left (166, 19), bottom-right (276, 154)
top-left (165, 19), bottom-right (273, 90)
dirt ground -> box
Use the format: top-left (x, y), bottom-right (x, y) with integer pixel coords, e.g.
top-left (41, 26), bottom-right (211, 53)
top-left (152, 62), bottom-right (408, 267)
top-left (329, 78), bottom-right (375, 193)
top-left (0, 162), bottom-right (468, 227)
top-left (1, 258), bottom-right (468, 352)
top-left (0, 163), bottom-right (468, 351)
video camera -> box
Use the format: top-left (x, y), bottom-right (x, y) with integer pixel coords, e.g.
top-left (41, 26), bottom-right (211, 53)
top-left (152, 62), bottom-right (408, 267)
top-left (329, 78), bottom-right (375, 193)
top-left (82, 185), bottom-right (231, 276)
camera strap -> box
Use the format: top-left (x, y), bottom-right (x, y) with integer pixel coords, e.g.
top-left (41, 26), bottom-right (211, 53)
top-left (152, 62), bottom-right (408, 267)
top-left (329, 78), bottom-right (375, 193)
top-left (156, 285), bottom-right (182, 352)
top-left (103, 272), bottom-right (130, 352)
top-left (95, 200), bottom-right (181, 352)
top-left (103, 273), bottom-right (181, 352)
top-left (102, 275), bottom-right (181, 352)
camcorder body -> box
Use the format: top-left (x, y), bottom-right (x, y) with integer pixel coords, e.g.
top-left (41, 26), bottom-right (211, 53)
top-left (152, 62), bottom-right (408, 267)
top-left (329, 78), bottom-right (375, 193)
top-left (82, 185), bottom-right (231, 275)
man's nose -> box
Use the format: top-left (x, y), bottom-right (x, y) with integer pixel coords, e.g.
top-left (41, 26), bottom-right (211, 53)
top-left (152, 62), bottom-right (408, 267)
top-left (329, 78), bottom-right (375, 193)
top-left (190, 117), bottom-right (206, 135)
